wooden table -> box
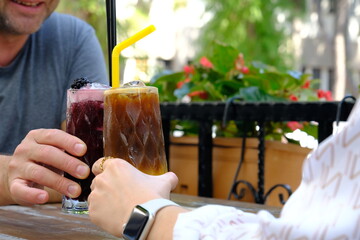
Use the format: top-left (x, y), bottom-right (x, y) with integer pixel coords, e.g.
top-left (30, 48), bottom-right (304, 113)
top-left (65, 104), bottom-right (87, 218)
top-left (0, 194), bottom-right (281, 239)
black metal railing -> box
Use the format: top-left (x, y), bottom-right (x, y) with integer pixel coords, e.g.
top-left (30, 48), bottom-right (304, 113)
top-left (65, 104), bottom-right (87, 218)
top-left (160, 100), bottom-right (355, 204)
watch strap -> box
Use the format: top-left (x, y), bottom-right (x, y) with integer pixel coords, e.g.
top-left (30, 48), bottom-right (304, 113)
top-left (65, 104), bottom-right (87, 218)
top-left (122, 198), bottom-right (180, 240)
top-left (138, 198), bottom-right (179, 216)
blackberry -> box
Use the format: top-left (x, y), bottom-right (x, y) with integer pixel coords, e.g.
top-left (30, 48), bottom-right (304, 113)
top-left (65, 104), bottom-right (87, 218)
top-left (71, 77), bottom-right (91, 89)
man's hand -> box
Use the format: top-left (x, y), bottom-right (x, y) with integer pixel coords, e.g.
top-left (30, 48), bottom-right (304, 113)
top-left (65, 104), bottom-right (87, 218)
top-left (6, 129), bottom-right (90, 205)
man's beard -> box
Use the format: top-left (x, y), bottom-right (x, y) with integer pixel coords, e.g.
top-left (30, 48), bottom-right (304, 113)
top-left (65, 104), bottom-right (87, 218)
top-left (0, 13), bottom-right (42, 35)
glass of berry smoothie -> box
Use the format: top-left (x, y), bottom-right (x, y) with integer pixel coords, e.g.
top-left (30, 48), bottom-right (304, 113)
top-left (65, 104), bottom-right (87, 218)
top-left (62, 78), bottom-right (109, 214)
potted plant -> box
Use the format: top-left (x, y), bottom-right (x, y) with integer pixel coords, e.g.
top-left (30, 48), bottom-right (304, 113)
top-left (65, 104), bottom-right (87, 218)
top-left (151, 41), bottom-right (332, 142)
top-left (150, 42), bottom-right (333, 206)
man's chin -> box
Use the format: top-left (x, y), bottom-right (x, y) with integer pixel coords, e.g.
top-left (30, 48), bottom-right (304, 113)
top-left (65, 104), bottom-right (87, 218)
top-left (2, 16), bottom-right (44, 35)
top-left (7, 25), bottom-right (41, 35)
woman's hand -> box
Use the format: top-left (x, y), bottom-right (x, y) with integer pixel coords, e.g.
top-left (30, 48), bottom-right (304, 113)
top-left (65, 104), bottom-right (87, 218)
top-left (88, 158), bottom-right (178, 237)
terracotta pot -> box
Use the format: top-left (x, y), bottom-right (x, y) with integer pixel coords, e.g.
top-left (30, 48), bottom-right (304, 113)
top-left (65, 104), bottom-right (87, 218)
top-left (169, 136), bottom-right (312, 207)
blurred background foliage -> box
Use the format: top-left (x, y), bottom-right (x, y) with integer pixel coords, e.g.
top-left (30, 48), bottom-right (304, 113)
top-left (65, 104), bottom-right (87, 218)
top-left (57, 0), bottom-right (108, 65)
top-left (196, 0), bottom-right (306, 70)
top-left (57, 0), bottom-right (306, 73)
top-left (57, 0), bottom-right (152, 75)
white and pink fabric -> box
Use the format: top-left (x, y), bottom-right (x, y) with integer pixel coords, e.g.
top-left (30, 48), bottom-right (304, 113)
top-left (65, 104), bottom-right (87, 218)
top-left (174, 100), bottom-right (360, 239)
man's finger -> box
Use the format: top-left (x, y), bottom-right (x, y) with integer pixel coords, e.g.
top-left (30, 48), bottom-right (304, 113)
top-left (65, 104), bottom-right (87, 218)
top-left (10, 179), bottom-right (49, 205)
top-left (29, 129), bottom-right (87, 156)
top-left (28, 144), bottom-right (90, 179)
top-left (17, 164), bottom-right (82, 198)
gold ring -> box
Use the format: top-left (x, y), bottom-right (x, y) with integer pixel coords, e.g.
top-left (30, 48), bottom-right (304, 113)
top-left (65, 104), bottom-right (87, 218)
top-left (99, 156), bottom-right (112, 172)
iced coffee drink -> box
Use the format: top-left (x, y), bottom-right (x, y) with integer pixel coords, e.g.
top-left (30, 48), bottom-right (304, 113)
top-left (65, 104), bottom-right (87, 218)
top-left (103, 81), bottom-right (167, 175)
top-left (62, 78), bottom-right (109, 214)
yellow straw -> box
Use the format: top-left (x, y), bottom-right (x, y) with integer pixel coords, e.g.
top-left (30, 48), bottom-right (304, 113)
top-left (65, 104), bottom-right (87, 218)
top-left (111, 25), bottom-right (156, 88)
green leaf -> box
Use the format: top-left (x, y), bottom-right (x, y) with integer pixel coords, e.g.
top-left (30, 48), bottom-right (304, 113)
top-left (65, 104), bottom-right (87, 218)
top-left (297, 89), bottom-right (318, 101)
top-left (303, 123), bottom-right (318, 139)
top-left (203, 82), bottom-right (225, 100)
top-left (287, 70), bottom-right (303, 80)
top-left (150, 72), bottom-right (184, 102)
top-left (216, 80), bottom-right (245, 98)
top-left (236, 86), bottom-right (286, 101)
top-left (207, 42), bottom-right (239, 74)
top-left (151, 72), bottom-right (184, 85)
top-left (174, 82), bottom-right (194, 100)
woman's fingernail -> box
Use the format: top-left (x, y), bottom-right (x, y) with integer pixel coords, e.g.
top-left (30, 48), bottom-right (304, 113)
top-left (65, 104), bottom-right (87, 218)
top-left (68, 184), bottom-right (79, 197)
top-left (74, 143), bottom-right (86, 155)
top-left (77, 165), bottom-right (89, 177)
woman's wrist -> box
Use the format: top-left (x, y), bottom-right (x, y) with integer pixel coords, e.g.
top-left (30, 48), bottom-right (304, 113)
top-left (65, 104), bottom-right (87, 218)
top-left (147, 205), bottom-right (189, 240)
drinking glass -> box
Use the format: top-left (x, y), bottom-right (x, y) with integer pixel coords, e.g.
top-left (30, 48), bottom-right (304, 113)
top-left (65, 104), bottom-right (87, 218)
top-left (62, 86), bottom-right (108, 214)
top-left (103, 81), bottom-right (168, 175)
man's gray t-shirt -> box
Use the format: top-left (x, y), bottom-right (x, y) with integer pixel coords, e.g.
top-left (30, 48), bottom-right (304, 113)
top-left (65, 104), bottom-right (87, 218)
top-left (0, 12), bottom-right (108, 154)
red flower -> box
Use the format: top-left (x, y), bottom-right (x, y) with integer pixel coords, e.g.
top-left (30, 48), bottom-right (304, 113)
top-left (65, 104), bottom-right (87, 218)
top-left (241, 66), bottom-right (250, 74)
top-left (199, 57), bottom-right (213, 69)
top-left (183, 65), bottom-right (195, 75)
top-left (176, 81), bottom-right (184, 89)
top-left (287, 121), bottom-right (304, 131)
top-left (188, 90), bottom-right (208, 100)
top-left (302, 80), bottom-right (310, 89)
top-left (317, 90), bottom-right (333, 101)
top-left (289, 94), bottom-right (298, 101)
top-left (317, 89), bottom-right (325, 99)
top-left (324, 91), bottom-right (333, 101)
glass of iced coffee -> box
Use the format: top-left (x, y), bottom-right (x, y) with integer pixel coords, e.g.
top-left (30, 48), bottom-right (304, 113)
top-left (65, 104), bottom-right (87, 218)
top-left (103, 80), bottom-right (168, 175)
top-left (62, 79), bottom-right (110, 214)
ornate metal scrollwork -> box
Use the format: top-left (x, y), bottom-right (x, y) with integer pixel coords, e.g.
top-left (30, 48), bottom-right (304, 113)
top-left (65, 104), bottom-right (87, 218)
top-left (228, 113), bottom-right (293, 205)
top-left (231, 181), bottom-right (293, 205)
top-left (231, 180), bottom-right (258, 202)
top-left (263, 184), bottom-right (292, 205)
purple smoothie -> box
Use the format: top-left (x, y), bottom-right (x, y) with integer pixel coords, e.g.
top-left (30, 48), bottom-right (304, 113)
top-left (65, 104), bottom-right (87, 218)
top-left (62, 81), bottom-right (109, 213)
top-left (65, 99), bottom-right (104, 201)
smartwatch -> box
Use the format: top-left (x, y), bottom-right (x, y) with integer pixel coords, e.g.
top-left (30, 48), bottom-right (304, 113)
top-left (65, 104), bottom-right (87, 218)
top-left (122, 198), bottom-right (179, 240)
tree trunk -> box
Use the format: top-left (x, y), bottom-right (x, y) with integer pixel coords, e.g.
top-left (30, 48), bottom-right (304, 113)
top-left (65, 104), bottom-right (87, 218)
top-left (333, 0), bottom-right (348, 100)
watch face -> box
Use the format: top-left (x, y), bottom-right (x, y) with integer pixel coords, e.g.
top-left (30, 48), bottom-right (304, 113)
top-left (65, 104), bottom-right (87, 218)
top-left (123, 206), bottom-right (149, 240)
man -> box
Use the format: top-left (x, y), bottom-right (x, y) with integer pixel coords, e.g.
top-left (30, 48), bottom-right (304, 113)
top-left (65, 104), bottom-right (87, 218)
top-left (0, 0), bottom-right (108, 205)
